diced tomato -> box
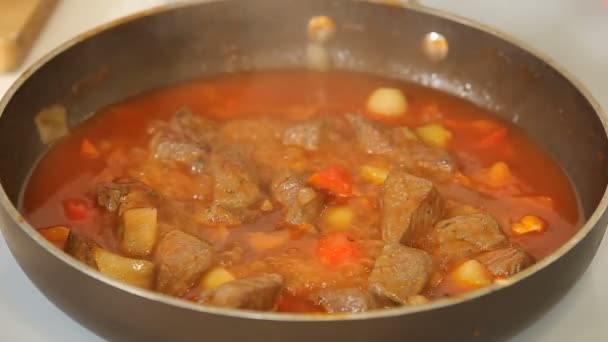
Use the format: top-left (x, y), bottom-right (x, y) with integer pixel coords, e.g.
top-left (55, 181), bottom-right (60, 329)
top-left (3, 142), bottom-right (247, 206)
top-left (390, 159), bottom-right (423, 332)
top-left (316, 232), bottom-right (360, 266)
top-left (309, 166), bottom-right (353, 197)
top-left (62, 198), bottom-right (92, 221)
top-left (80, 138), bottom-right (100, 158)
top-left (476, 127), bottom-right (508, 148)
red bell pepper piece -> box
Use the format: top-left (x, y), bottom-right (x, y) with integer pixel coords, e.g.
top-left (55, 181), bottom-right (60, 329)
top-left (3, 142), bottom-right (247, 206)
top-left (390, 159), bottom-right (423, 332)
top-left (62, 198), bottom-right (91, 221)
top-left (476, 127), bottom-right (508, 148)
top-left (309, 165), bottom-right (353, 197)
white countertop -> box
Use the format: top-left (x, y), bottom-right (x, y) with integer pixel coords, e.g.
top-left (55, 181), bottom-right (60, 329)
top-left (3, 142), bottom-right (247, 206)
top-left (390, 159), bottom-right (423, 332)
top-left (0, 1), bottom-right (607, 341)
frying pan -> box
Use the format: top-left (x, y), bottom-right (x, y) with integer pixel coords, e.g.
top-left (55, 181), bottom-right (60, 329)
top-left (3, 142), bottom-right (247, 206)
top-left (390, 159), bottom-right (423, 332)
top-left (0, 0), bottom-right (607, 341)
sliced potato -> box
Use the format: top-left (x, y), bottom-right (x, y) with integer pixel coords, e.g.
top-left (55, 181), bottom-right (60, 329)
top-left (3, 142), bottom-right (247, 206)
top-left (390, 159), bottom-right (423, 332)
top-left (367, 87), bottom-right (408, 117)
top-left (201, 267), bottom-right (235, 290)
top-left (121, 207), bottom-right (158, 257)
top-left (360, 165), bottom-right (389, 185)
top-left (416, 123), bottom-right (452, 147)
top-left (452, 259), bottom-right (493, 288)
top-left (94, 248), bottom-right (155, 289)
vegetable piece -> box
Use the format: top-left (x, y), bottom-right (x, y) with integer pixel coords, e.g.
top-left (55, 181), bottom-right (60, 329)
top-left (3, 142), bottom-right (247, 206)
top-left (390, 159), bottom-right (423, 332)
top-left (452, 259), bottom-right (493, 288)
top-left (485, 162), bottom-right (513, 188)
top-left (306, 43), bottom-right (330, 71)
top-left (511, 215), bottom-right (547, 235)
top-left (34, 105), bottom-right (69, 144)
top-left (476, 127), bottom-right (508, 148)
top-left (94, 248), bottom-right (155, 289)
top-left (316, 232), bottom-right (360, 266)
top-left (62, 198), bottom-right (92, 221)
top-left (487, 161), bottom-right (511, 185)
top-left (80, 139), bottom-right (100, 158)
top-left (415, 123), bottom-right (452, 147)
top-left (309, 165), bottom-right (353, 197)
top-left (121, 207), bottom-right (158, 257)
top-left (323, 206), bottom-right (354, 231)
top-left (201, 267), bottom-right (236, 290)
top-left (307, 15), bottom-right (336, 44)
top-left (260, 199), bottom-right (274, 212)
top-left (247, 231), bottom-right (290, 251)
top-left (471, 120), bottom-right (501, 134)
top-left (366, 87), bottom-right (408, 117)
top-left (38, 226), bottom-right (70, 247)
top-left (472, 161), bottom-right (514, 188)
top-left (360, 165), bottom-right (389, 185)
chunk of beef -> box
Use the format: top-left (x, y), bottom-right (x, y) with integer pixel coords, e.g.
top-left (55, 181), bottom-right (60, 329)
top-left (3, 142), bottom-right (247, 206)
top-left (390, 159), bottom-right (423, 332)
top-left (149, 107), bottom-right (216, 168)
top-left (369, 244), bottom-right (433, 303)
top-left (394, 144), bottom-right (457, 181)
top-left (312, 288), bottom-right (387, 313)
top-left (219, 118), bottom-right (284, 145)
top-left (345, 113), bottom-right (393, 154)
top-left (155, 230), bottom-right (213, 296)
top-left (96, 179), bottom-right (160, 215)
top-left (475, 246), bottom-right (534, 277)
top-left (381, 171), bottom-right (444, 244)
top-left (271, 172), bottom-right (323, 226)
top-left (433, 213), bottom-right (508, 261)
top-left (199, 204), bottom-right (242, 226)
top-left (282, 120), bottom-right (322, 151)
top-left (210, 146), bottom-right (263, 211)
top-left (65, 232), bottom-right (99, 268)
top-left (202, 273), bottom-right (283, 311)
top-left (444, 200), bottom-right (481, 218)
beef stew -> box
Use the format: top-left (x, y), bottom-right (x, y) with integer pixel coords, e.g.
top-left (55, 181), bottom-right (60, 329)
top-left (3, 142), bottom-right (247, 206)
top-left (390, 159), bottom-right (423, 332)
top-left (22, 70), bottom-right (581, 314)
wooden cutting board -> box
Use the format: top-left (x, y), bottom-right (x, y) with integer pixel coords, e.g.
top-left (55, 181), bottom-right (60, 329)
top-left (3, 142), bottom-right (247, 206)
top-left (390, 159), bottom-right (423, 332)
top-left (0, 0), bottom-right (57, 72)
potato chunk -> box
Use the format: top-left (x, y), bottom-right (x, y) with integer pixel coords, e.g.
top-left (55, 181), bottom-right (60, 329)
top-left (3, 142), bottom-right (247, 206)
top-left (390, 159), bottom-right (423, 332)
top-left (121, 207), bottom-right (158, 257)
top-left (367, 87), bottom-right (408, 117)
top-left (94, 248), bottom-right (155, 289)
top-left (452, 259), bottom-right (493, 288)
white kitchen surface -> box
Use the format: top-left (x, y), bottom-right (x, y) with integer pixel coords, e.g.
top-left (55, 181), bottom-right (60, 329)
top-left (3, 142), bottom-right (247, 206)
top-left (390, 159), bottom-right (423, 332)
top-left (0, 0), bottom-right (607, 341)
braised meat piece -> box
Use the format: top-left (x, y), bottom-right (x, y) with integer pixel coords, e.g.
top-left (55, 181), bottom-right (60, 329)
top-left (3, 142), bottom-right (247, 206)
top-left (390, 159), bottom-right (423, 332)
top-left (202, 273), bottom-right (283, 311)
top-left (394, 144), bottom-right (457, 181)
top-left (312, 288), bottom-right (388, 313)
top-left (271, 172), bottom-right (323, 226)
top-left (369, 244), bottom-right (433, 303)
top-left (155, 230), bottom-right (213, 296)
top-left (381, 171), bottom-right (444, 244)
top-left (475, 246), bottom-right (534, 277)
top-left (345, 113), bottom-right (393, 154)
top-left (210, 145), bottom-right (263, 211)
top-left (65, 232), bottom-right (99, 268)
top-left (282, 120), bottom-right (322, 151)
top-left (149, 107), bottom-right (216, 168)
top-left (96, 179), bottom-right (160, 215)
top-left (433, 213), bottom-right (508, 261)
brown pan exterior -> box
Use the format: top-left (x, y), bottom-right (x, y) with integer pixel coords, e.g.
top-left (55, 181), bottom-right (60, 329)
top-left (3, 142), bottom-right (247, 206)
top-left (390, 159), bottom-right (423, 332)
top-left (0, 1), bottom-right (607, 341)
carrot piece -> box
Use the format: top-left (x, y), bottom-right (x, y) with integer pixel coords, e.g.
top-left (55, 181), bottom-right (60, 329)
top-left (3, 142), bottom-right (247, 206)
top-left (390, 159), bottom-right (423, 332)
top-left (38, 226), bottom-right (70, 246)
top-left (62, 198), bottom-right (92, 221)
top-left (80, 138), bottom-right (100, 158)
top-left (316, 232), bottom-right (360, 266)
top-left (476, 127), bottom-right (508, 148)
top-left (309, 165), bottom-right (353, 197)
